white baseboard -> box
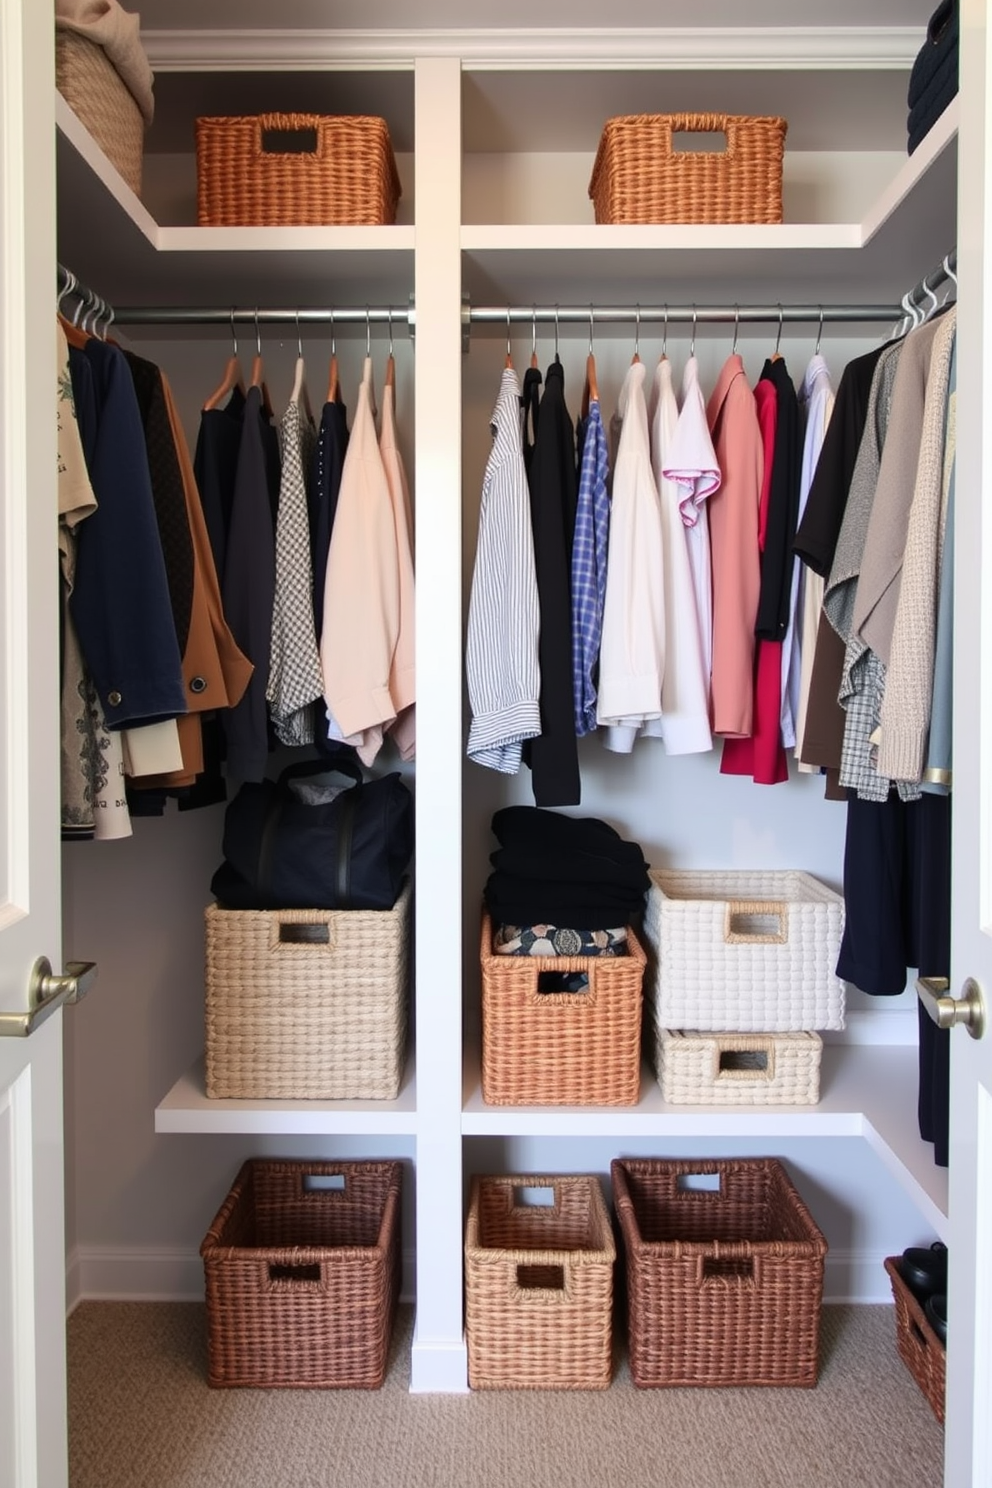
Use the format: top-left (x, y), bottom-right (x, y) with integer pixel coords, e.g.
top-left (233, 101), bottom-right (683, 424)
top-left (66, 1245), bottom-right (418, 1312)
top-left (824, 1249), bottom-right (895, 1304)
top-left (410, 1334), bottom-right (470, 1393)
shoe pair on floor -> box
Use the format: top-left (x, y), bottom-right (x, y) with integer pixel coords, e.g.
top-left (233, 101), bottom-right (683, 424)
top-left (900, 1241), bottom-right (948, 1344)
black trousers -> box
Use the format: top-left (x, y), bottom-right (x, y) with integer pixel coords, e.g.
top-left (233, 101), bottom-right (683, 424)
top-left (837, 790), bottom-right (951, 1166)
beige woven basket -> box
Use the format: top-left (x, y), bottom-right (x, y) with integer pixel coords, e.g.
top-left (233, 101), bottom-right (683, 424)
top-left (480, 911), bottom-right (644, 1106)
top-left (643, 869), bottom-right (845, 1033)
top-left (56, 31), bottom-right (144, 196)
top-left (612, 1157), bottom-right (827, 1389)
top-left (589, 113), bottom-right (786, 225)
top-left (465, 1174), bottom-right (616, 1390)
top-left (655, 1029), bottom-right (822, 1106)
top-left (204, 880), bottom-right (410, 1100)
top-left (196, 112), bottom-right (401, 226)
top-left (201, 1159), bottom-right (402, 1389)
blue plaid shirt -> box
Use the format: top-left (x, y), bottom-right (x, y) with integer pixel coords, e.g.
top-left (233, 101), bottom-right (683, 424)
top-left (571, 400), bottom-right (610, 735)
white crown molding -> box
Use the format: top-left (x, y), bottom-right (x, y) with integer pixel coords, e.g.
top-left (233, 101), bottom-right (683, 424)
top-left (143, 26), bottom-right (920, 73)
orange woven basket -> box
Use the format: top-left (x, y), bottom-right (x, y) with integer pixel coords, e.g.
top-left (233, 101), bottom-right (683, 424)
top-left (465, 1174), bottom-right (616, 1390)
top-left (480, 911), bottom-right (644, 1106)
top-left (612, 1157), bottom-right (827, 1388)
top-left (196, 112), bottom-right (401, 226)
top-left (884, 1256), bottom-right (946, 1422)
top-left (200, 1159), bottom-right (402, 1389)
top-left (589, 113), bottom-right (787, 225)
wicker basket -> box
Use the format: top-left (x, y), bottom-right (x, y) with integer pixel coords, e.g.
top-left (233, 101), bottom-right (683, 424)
top-left (204, 880), bottom-right (409, 1100)
top-left (643, 869), bottom-right (845, 1033)
top-left (589, 113), bottom-right (786, 225)
top-left (480, 912), bottom-right (644, 1106)
top-left (465, 1174), bottom-right (616, 1390)
top-left (884, 1256), bottom-right (946, 1423)
top-left (612, 1157), bottom-right (827, 1388)
top-left (56, 32), bottom-right (144, 196)
top-left (655, 1029), bottom-right (822, 1106)
top-left (195, 113), bottom-right (401, 226)
top-left (201, 1159), bottom-right (402, 1389)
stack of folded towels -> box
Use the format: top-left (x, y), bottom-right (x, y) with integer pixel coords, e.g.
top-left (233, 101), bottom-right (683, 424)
top-left (485, 806), bottom-right (650, 958)
top-left (907, 0), bottom-right (959, 155)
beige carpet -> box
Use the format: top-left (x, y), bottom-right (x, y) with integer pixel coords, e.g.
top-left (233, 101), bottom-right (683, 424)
top-left (68, 1303), bottom-right (943, 1488)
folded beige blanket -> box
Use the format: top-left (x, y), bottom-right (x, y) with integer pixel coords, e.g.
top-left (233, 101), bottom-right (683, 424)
top-left (56, 0), bottom-right (154, 126)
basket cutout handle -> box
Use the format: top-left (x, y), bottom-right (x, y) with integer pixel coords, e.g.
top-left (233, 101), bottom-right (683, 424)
top-left (259, 122), bottom-right (320, 157)
top-left (671, 127), bottom-right (728, 155)
top-left (715, 1042), bottom-right (775, 1082)
top-left (701, 1255), bottom-right (755, 1286)
top-left (517, 1263), bottom-right (565, 1291)
top-left (660, 113), bottom-right (739, 158)
top-left (676, 1171), bottom-right (721, 1194)
top-left (724, 900), bottom-right (788, 944)
top-left (272, 916), bottom-right (337, 952)
top-left (910, 1319), bottom-right (932, 1350)
top-left (511, 1183), bottom-right (558, 1211)
top-left (302, 1172), bottom-right (346, 1195)
top-left (268, 1261), bottom-right (322, 1284)
top-left (536, 970), bottom-right (590, 996)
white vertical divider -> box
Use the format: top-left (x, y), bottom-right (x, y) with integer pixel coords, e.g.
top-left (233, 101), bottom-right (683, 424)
top-left (409, 55), bottom-right (469, 1393)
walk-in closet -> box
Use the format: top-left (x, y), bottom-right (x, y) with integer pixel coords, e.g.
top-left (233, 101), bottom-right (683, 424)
top-left (2, 4), bottom-right (990, 1486)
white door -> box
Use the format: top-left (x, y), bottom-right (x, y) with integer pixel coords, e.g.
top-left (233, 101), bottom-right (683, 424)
top-left (0, 4), bottom-right (67, 1485)
top-left (944, 6), bottom-right (992, 1485)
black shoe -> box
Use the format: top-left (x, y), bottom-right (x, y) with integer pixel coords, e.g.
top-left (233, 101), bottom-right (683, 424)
top-left (924, 1292), bottom-right (947, 1345)
top-left (900, 1241), bottom-right (947, 1304)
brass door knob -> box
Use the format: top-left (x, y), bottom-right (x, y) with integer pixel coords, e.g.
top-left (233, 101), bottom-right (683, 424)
top-left (0, 957), bottom-right (97, 1038)
top-left (916, 975), bottom-right (986, 1040)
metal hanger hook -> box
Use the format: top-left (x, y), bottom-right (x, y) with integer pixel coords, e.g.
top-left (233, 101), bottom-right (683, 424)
top-left (506, 306), bottom-right (511, 360)
top-left (634, 303), bottom-right (640, 359)
top-left (295, 308), bottom-right (303, 359)
top-left (531, 305), bottom-right (537, 361)
top-left (57, 267), bottom-right (76, 313)
top-left (662, 304), bottom-right (669, 358)
top-left (943, 252), bottom-right (958, 288)
top-left (690, 304), bottom-right (697, 359)
top-left (732, 304), bottom-right (740, 357)
top-left (229, 307), bottom-right (239, 358)
top-left (815, 305), bottom-right (824, 357)
top-left (554, 303), bottom-right (560, 359)
top-left (775, 302), bottom-right (784, 355)
top-left (329, 305), bottom-right (336, 357)
top-left (365, 304), bottom-right (371, 359)
top-left (588, 304), bottom-right (594, 356)
top-left (387, 304), bottom-right (394, 358)
top-left (253, 307), bottom-right (262, 356)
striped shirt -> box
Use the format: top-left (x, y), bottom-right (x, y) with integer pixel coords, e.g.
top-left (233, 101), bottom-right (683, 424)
top-left (466, 367), bottom-right (541, 772)
top-left (571, 399), bottom-right (610, 735)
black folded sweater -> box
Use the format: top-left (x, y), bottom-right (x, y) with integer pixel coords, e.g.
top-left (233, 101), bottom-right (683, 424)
top-left (907, 0), bottom-right (958, 154)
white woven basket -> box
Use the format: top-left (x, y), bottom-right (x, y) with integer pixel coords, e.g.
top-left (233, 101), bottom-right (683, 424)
top-left (655, 1028), bottom-right (822, 1106)
top-left (204, 880), bottom-right (410, 1100)
top-left (643, 869), bottom-right (845, 1032)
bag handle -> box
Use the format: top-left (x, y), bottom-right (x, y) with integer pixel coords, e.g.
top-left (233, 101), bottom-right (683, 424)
top-left (255, 756), bottom-right (363, 908)
top-left (276, 756), bottom-right (364, 791)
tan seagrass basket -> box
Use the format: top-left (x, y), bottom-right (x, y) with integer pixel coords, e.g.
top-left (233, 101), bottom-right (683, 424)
top-left (589, 113), bottom-right (786, 224)
top-left (56, 31), bottom-right (144, 196)
top-left (884, 1256), bottom-right (946, 1423)
top-left (201, 1159), bottom-right (402, 1389)
top-left (612, 1157), bottom-right (827, 1388)
top-left (196, 112), bottom-right (401, 226)
top-left (654, 1029), bottom-right (822, 1106)
top-left (465, 1174), bottom-right (616, 1390)
top-left (480, 911), bottom-right (644, 1106)
top-left (204, 880), bottom-right (409, 1100)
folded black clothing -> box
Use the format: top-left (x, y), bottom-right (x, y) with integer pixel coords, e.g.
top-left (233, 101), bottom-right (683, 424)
top-left (485, 873), bottom-right (645, 931)
top-left (908, 74), bottom-right (959, 154)
top-left (489, 806), bottom-right (650, 885)
top-left (907, 0), bottom-right (958, 109)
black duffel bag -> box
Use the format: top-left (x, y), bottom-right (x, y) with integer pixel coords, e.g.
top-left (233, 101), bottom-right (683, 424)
top-left (211, 756), bottom-right (413, 911)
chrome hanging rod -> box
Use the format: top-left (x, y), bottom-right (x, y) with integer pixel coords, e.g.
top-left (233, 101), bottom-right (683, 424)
top-left (110, 305), bottom-right (415, 330)
top-left (469, 304), bottom-right (900, 327)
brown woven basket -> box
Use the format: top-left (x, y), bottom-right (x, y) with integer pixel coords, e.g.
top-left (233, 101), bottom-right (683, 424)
top-left (201, 1159), bottom-right (402, 1389)
top-left (589, 113), bottom-right (787, 225)
top-left (465, 1174), bottom-right (616, 1390)
top-left (612, 1157), bottom-right (827, 1388)
top-left (56, 31), bottom-right (144, 196)
top-left (480, 912), bottom-right (644, 1106)
top-left (196, 113), bottom-right (401, 226)
top-left (204, 880), bottom-right (409, 1101)
top-left (884, 1256), bottom-right (946, 1423)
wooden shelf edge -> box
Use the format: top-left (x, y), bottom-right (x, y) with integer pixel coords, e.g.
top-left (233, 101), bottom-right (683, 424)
top-left (860, 96), bottom-right (959, 248)
top-left (56, 91), bottom-right (159, 248)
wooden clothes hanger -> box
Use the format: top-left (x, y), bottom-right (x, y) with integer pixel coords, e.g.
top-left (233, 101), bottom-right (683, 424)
top-left (581, 306), bottom-right (599, 419)
top-left (326, 308), bottom-right (340, 404)
top-left (771, 303), bottom-right (784, 363)
top-left (249, 308), bottom-right (274, 419)
top-left (529, 307), bottom-right (539, 369)
top-left (290, 311), bottom-right (315, 423)
top-left (202, 309), bottom-right (246, 411)
top-left (631, 304), bottom-right (641, 365)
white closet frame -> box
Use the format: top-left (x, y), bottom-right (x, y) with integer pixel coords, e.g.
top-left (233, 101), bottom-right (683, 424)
top-left (55, 22), bottom-right (962, 1403)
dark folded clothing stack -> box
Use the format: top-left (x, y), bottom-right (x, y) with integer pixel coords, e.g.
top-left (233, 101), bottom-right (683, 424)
top-left (484, 806), bottom-right (650, 930)
top-left (907, 0), bottom-right (958, 155)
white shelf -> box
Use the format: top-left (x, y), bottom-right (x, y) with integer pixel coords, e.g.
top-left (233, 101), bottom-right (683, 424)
top-left (462, 1043), bottom-right (949, 1237)
top-left (154, 1054), bottom-right (418, 1135)
top-left (56, 92), bottom-right (415, 306)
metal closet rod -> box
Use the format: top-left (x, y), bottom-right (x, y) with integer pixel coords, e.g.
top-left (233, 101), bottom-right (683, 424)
top-left (110, 304), bottom-right (415, 328)
top-left (470, 304), bottom-right (900, 326)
